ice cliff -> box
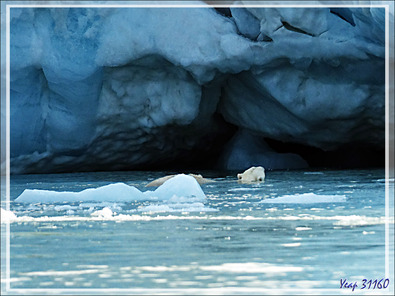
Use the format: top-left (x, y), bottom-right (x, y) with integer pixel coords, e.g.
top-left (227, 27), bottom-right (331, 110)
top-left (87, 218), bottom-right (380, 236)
top-left (9, 4), bottom-right (386, 173)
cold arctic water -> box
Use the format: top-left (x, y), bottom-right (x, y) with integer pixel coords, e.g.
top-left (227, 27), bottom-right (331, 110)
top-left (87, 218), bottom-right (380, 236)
top-left (2, 169), bottom-right (393, 294)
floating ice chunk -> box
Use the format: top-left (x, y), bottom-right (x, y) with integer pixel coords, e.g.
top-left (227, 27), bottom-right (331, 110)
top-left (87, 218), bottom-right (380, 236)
top-left (144, 174), bottom-right (206, 201)
top-left (91, 207), bottom-right (113, 218)
top-left (15, 174), bottom-right (206, 203)
top-left (1, 208), bottom-right (18, 223)
top-left (15, 183), bottom-right (145, 203)
top-left (139, 175), bottom-right (211, 212)
top-left (53, 205), bottom-right (76, 212)
top-left (260, 193), bottom-right (346, 203)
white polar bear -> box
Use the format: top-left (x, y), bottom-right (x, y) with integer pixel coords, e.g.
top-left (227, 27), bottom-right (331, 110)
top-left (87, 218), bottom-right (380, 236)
top-left (146, 173), bottom-right (213, 187)
top-left (237, 166), bottom-right (265, 183)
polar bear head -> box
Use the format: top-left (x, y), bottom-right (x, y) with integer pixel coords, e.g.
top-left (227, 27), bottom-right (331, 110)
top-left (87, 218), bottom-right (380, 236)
top-left (237, 166), bottom-right (265, 183)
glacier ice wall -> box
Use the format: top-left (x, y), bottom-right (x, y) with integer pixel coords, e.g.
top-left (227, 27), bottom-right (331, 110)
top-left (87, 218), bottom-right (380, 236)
top-left (9, 5), bottom-right (386, 173)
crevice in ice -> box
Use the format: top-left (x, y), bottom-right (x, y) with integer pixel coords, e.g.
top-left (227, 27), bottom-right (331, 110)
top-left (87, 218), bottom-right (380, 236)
top-left (330, 8), bottom-right (356, 27)
top-left (257, 34), bottom-right (273, 42)
top-left (281, 21), bottom-right (315, 37)
top-left (214, 8), bottom-right (232, 18)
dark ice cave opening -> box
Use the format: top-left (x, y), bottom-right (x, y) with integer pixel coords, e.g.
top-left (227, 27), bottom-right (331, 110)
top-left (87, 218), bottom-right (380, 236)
top-left (264, 138), bottom-right (385, 169)
top-left (133, 136), bottom-right (384, 172)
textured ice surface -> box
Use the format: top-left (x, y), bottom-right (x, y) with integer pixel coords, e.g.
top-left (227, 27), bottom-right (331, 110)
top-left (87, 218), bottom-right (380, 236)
top-left (9, 6), bottom-right (387, 173)
top-left (15, 174), bottom-right (206, 203)
top-left (260, 193), bottom-right (347, 203)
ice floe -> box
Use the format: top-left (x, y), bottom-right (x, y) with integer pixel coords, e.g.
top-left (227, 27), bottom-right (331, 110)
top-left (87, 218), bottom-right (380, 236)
top-left (15, 182), bottom-right (144, 203)
top-left (260, 193), bottom-right (346, 203)
top-left (15, 174), bottom-right (206, 203)
top-left (91, 207), bottom-right (114, 218)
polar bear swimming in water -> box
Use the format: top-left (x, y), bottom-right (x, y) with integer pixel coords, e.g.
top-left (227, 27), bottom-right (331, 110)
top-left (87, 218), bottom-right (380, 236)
top-left (237, 166), bottom-right (265, 183)
top-left (146, 173), bottom-right (214, 187)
